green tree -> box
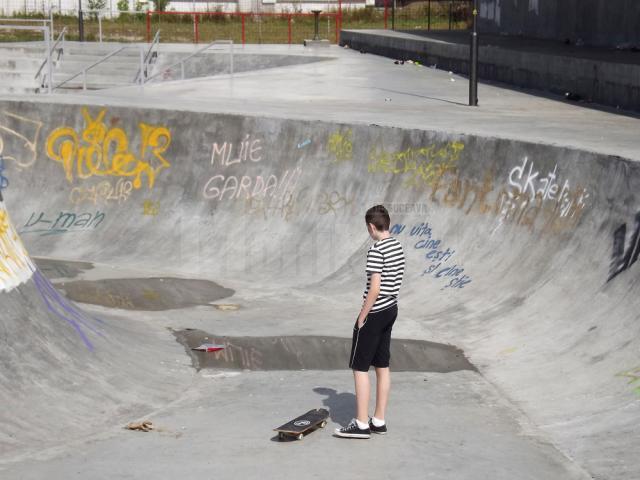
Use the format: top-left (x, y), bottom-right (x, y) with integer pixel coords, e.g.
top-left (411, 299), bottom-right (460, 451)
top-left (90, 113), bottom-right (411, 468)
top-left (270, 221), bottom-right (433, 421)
top-left (152, 0), bottom-right (170, 12)
top-left (117, 0), bottom-right (129, 11)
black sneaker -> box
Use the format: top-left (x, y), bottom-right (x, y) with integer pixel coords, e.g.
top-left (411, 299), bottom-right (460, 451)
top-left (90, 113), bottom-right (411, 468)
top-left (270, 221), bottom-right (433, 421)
top-left (334, 419), bottom-right (371, 439)
top-left (368, 418), bottom-right (387, 435)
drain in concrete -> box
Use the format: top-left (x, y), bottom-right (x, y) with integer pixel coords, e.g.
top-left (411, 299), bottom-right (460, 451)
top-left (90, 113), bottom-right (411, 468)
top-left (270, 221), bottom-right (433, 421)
top-left (174, 329), bottom-right (477, 372)
top-left (33, 257), bottom-right (94, 280)
top-left (57, 278), bottom-right (235, 311)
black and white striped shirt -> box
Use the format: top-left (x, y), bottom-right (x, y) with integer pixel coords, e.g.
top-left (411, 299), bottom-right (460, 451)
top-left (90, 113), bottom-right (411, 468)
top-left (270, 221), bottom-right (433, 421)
top-left (363, 237), bottom-right (405, 313)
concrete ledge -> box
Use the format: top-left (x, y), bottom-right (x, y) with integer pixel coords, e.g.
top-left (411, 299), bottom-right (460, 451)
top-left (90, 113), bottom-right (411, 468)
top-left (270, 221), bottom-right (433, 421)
top-left (340, 29), bottom-right (640, 112)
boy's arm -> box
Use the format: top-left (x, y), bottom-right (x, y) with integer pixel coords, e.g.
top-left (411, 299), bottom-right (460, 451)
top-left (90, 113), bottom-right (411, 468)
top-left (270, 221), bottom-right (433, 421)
top-left (358, 273), bottom-right (381, 328)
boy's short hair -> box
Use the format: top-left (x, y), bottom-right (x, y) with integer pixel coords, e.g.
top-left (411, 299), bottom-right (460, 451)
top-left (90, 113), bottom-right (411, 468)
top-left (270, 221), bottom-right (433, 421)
top-left (365, 205), bottom-right (390, 231)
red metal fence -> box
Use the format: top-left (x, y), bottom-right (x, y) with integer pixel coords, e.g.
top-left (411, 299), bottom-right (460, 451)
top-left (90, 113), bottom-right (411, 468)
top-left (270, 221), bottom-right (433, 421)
top-left (146, 11), bottom-right (341, 45)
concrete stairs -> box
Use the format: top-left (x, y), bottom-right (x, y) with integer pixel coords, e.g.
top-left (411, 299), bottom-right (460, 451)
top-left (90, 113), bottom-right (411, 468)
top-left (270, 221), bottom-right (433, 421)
top-left (0, 45), bottom-right (48, 95)
top-left (51, 43), bottom-right (144, 92)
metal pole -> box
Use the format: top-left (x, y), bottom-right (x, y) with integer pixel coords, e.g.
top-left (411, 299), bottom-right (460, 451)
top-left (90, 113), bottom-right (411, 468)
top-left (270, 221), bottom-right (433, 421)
top-left (98, 14), bottom-right (102, 42)
top-left (139, 44), bottom-right (144, 85)
top-left (45, 26), bottom-right (52, 93)
top-left (427, 0), bottom-right (430, 30)
top-left (469, 0), bottom-right (478, 106)
top-left (78, 0), bottom-right (84, 41)
top-left (448, 1), bottom-right (452, 30)
top-left (312, 10), bottom-right (321, 41)
top-left (391, 0), bottom-right (395, 30)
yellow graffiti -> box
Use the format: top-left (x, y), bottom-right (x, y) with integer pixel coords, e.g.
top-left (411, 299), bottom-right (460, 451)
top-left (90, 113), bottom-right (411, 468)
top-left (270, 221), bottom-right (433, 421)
top-left (142, 200), bottom-right (160, 216)
top-left (368, 141), bottom-right (464, 188)
top-left (328, 129), bottom-right (353, 162)
top-left (0, 204), bottom-right (35, 292)
top-left (616, 366), bottom-right (640, 395)
top-left (46, 108), bottom-right (171, 190)
top-left (70, 179), bottom-right (133, 206)
top-left (0, 110), bottom-right (43, 169)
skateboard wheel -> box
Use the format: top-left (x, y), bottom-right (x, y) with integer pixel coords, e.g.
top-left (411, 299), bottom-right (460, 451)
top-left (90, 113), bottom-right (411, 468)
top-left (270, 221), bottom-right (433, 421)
top-left (297, 433), bottom-right (304, 440)
top-left (319, 421), bottom-right (327, 428)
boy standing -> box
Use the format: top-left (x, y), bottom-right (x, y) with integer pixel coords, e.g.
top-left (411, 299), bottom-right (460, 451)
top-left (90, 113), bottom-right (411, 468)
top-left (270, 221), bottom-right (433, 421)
top-left (335, 205), bottom-right (405, 439)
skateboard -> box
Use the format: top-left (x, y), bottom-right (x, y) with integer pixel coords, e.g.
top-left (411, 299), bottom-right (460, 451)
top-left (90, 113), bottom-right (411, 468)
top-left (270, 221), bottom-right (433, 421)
top-left (274, 408), bottom-right (329, 441)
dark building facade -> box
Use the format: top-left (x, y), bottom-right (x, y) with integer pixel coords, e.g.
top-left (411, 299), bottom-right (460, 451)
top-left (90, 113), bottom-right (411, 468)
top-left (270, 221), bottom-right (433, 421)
top-left (478, 0), bottom-right (640, 47)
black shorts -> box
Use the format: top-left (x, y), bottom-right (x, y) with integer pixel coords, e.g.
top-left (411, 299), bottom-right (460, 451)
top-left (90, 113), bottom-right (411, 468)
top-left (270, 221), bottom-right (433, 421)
top-left (349, 304), bottom-right (398, 372)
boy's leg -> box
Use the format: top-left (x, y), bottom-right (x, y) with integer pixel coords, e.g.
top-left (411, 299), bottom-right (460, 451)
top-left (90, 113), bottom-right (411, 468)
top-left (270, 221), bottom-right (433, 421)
top-left (371, 305), bottom-right (397, 423)
top-left (354, 370), bottom-right (370, 424)
top-left (373, 367), bottom-right (390, 421)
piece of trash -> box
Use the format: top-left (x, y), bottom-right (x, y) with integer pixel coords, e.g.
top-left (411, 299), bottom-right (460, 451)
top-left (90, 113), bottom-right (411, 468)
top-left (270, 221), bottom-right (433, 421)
top-left (213, 303), bottom-right (240, 311)
top-left (450, 78), bottom-right (456, 82)
top-left (384, 98), bottom-right (392, 102)
top-left (192, 343), bottom-right (225, 352)
top-left (565, 92), bottom-right (583, 101)
top-left (394, 60), bottom-right (405, 65)
top-left (126, 420), bottom-right (154, 432)
top-left (343, 44), bottom-right (350, 49)
top-left (448, 71), bottom-right (453, 75)
top-left (297, 139), bottom-right (311, 149)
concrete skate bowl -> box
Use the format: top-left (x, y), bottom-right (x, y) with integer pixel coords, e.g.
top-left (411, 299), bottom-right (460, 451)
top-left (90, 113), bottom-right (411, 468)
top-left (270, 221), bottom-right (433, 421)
top-left (147, 52), bottom-right (332, 83)
top-left (0, 98), bottom-right (638, 479)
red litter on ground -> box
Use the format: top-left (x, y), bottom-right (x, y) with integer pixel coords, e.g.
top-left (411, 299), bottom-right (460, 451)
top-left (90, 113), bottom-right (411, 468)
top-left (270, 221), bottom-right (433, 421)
top-left (192, 344), bottom-right (225, 352)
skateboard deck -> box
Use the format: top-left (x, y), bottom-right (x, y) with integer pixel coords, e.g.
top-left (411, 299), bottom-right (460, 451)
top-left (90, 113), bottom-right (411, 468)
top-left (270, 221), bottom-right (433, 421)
top-left (274, 408), bottom-right (329, 440)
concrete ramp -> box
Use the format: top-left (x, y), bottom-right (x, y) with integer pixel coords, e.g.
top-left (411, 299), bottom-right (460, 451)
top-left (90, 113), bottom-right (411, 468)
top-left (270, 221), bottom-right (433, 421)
top-left (0, 96), bottom-right (638, 478)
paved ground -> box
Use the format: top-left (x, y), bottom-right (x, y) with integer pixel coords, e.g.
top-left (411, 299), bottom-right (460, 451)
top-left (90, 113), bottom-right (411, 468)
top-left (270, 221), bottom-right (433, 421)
top-left (0, 43), bottom-right (638, 479)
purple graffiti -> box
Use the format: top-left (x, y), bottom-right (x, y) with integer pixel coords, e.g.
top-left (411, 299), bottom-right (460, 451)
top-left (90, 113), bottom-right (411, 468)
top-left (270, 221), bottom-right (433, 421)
top-left (32, 269), bottom-right (105, 351)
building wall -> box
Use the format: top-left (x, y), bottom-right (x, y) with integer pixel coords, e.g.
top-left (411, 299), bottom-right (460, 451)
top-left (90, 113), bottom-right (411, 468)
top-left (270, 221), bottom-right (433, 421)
top-left (478, 0), bottom-right (640, 47)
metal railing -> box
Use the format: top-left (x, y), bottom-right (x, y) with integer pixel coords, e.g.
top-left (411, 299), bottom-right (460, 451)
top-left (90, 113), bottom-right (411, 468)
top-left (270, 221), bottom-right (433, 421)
top-left (53, 45), bottom-right (126, 91)
top-left (144, 39), bottom-right (234, 84)
top-left (0, 24), bottom-right (51, 94)
top-left (134, 29), bottom-right (160, 85)
top-left (35, 26), bottom-right (67, 90)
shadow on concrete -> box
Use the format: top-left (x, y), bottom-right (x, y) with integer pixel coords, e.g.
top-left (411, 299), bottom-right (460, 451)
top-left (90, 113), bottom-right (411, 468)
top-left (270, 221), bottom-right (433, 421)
top-left (313, 387), bottom-right (356, 427)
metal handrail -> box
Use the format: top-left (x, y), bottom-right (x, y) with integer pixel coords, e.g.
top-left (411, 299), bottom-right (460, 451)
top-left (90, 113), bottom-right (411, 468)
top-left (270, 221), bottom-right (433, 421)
top-left (134, 30), bottom-right (160, 84)
top-left (35, 26), bottom-right (66, 80)
top-left (144, 39), bottom-right (233, 84)
top-left (53, 46), bottom-right (125, 91)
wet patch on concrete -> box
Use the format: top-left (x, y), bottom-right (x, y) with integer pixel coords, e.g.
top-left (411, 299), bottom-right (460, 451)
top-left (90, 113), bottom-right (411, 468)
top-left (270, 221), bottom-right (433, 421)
top-left (58, 278), bottom-right (235, 311)
top-left (33, 257), bottom-right (94, 280)
top-left (174, 329), bottom-right (477, 373)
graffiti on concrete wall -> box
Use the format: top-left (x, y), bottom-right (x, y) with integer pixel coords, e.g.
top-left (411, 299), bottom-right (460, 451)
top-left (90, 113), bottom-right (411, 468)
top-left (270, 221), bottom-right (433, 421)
top-left (69, 179), bottom-right (134, 206)
top-left (328, 129), bottom-right (353, 162)
top-left (0, 110), bottom-right (43, 169)
top-left (615, 366), bottom-right (640, 396)
top-left (142, 200), bottom-right (160, 216)
top-left (608, 211), bottom-right (640, 282)
top-left (391, 221), bottom-right (472, 290)
top-left (506, 157), bottom-right (589, 222)
top-left (0, 155), bottom-right (8, 197)
top-left (21, 210), bottom-right (105, 236)
top-left (367, 140), bottom-right (589, 234)
top-left (0, 202), bottom-right (35, 292)
top-left (368, 141), bottom-right (465, 189)
top-left (32, 269), bottom-right (104, 351)
top-left (46, 108), bottom-right (171, 190)
top-left (204, 133), bottom-right (303, 204)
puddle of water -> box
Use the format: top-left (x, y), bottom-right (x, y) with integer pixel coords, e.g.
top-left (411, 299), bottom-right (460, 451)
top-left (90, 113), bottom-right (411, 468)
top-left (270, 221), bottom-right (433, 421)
top-left (58, 278), bottom-right (235, 311)
top-left (174, 329), bottom-right (477, 373)
top-left (33, 258), bottom-right (94, 280)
